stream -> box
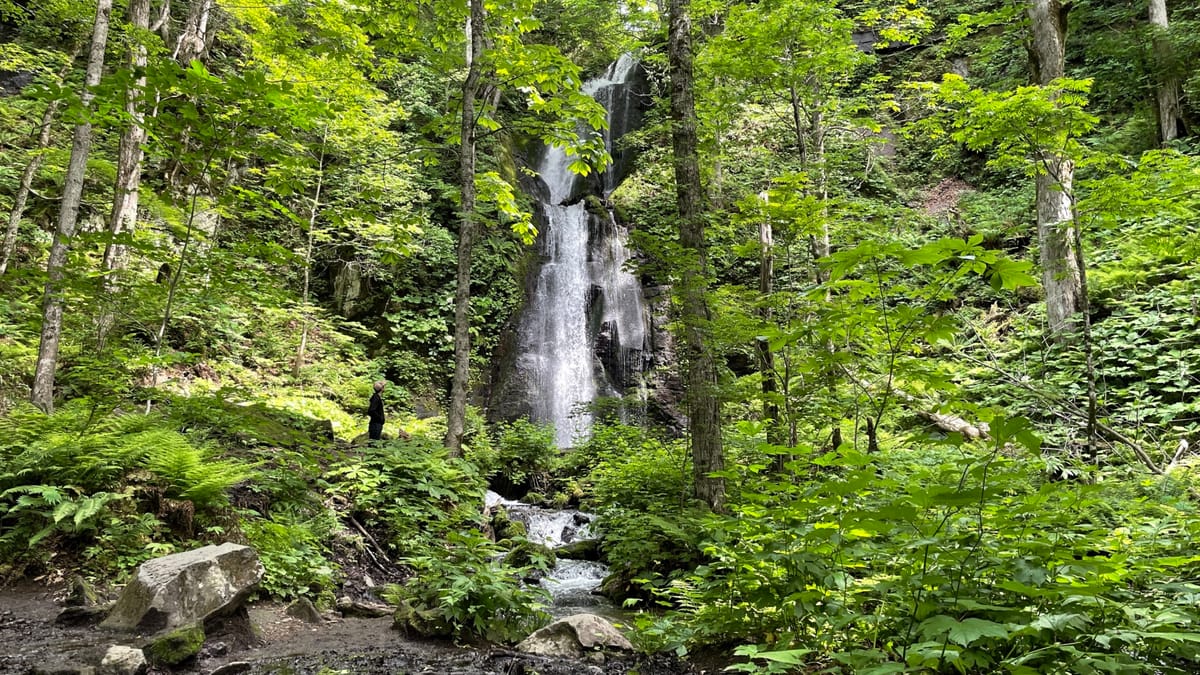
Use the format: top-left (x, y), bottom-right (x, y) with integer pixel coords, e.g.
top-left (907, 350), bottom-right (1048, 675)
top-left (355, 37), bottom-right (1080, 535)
top-left (486, 490), bottom-right (619, 619)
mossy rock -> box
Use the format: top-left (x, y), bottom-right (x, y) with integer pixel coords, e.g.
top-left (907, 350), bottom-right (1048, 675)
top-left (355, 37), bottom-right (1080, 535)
top-left (392, 600), bottom-right (453, 638)
top-left (65, 575), bottom-right (99, 607)
top-left (490, 507), bottom-right (527, 541)
top-left (505, 539), bottom-right (557, 570)
top-left (556, 538), bottom-right (602, 562)
top-left (583, 194), bottom-right (607, 216)
top-left (144, 623), bottom-right (205, 666)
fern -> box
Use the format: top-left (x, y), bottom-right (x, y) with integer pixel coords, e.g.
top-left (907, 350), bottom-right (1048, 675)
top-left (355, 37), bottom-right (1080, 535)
top-left (0, 485), bottom-right (129, 547)
top-left (143, 438), bottom-right (253, 509)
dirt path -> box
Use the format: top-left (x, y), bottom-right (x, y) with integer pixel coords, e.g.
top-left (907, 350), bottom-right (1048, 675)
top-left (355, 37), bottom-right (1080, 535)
top-left (0, 584), bottom-right (707, 675)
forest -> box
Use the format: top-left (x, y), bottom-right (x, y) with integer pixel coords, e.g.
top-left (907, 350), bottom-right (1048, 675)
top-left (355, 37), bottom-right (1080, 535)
top-left (2, 0), bottom-right (1200, 671)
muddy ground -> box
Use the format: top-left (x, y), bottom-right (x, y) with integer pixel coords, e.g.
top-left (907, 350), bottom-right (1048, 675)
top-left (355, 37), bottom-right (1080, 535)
top-left (0, 583), bottom-right (714, 675)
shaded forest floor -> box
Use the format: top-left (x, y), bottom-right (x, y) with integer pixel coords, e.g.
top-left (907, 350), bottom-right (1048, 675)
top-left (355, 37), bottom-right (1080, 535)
top-left (0, 582), bottom-right (712, 675)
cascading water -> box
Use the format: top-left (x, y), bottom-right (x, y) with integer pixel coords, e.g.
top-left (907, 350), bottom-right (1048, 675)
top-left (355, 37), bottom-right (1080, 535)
top-left (487, 491), bottom-right (615, 618)
top-left (515, 55), bottom-right (651, 448)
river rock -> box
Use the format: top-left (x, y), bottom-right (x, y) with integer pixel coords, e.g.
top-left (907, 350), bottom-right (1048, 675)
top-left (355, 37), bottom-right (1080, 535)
top-left (66, 575), bottom-right (100, 607)
top-left (98, 645), bottom-right (146, 675)
top-left (144, 624), bottom-right (205, 666)
top-left (285, 597), bottom-right (322, 623)
top-left (55, 604), bottom-right (111, 627)
top-left (555, 538), bottom-right (602, 562)
top-left (337, 595), bottom-right (392, 618)
top-left (515, 613), bottom-right (633, 659)
top-left (100, 543), bottom-right (263, 633)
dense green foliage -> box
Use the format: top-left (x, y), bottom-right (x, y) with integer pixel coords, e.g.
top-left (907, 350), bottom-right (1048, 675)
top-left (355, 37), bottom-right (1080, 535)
top-left (2, 0), bottom-right (1200, 668)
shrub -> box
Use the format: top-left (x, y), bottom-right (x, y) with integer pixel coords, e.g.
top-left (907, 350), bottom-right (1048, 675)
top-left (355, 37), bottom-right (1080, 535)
top-left (640, 417), bottom-right (1200, 674)
top-left (485, 419), bottom-right (558, 497)
top-left (243, 510), bottom-right (339, 601)
top-left (385, 529), bottom-right (551, 643)
top-left (326, 436), bottom-right (487, 556)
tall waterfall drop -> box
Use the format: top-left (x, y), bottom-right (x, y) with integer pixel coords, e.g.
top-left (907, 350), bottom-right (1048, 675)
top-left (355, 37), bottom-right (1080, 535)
top-left (514, 55), bottom-right (650, 448)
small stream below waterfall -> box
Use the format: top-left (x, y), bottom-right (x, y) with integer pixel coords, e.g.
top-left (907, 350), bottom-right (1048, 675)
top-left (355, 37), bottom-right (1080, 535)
top-left (486, 491), bottom-right (621, 619)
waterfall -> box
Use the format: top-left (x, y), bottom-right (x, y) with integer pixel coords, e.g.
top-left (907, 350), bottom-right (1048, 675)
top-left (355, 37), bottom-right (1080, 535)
top-left (514, 55), bottom-right (650, 448)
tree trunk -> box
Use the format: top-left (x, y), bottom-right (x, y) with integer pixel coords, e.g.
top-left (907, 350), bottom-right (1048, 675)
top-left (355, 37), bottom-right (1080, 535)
top-left (294, 136), bottom-right (326, 380)
top-left (1027, 0), bottom-right (1083, 337)
top-left (97, 0), bottom-right (151, 346)
top-left (757, 215), bottom-right (785, 471)
top-left (669, 0), bottom-right (725, 512)
top-left (445, 0), bottom-right (485, 456)
top-left (1149, 0), bottom-right (1185, 145)
top-left (172, 0), bottom-right (212, 64)
top-left (31, 0), bottom-right (112, 413)
top-left (0, 95), bottom-right (64, 277)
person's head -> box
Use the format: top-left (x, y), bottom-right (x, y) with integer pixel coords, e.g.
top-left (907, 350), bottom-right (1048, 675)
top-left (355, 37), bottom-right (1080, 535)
top-left (373, 380), bottom-right (387, 393)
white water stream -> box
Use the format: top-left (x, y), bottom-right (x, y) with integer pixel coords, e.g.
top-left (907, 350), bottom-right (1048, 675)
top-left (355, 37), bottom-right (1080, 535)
top-left (487, 491), bottom-right (612, 617)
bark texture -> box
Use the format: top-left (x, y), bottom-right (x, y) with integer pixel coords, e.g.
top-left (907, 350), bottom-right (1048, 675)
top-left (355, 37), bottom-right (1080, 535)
top-left (757, 218), bottom-right (786, 470)
top-left (97, 0), bottom-right (151, 345)
top-left (1149, 0), bottom-right (1185, 145)
top-left (0, 94), bottom-right (63, 277)
top-left (1027, 0), bottom-right (1082, 337)
top-left (172, 0), bottom-right (212, 64)
top-left (445, 0), bottom-right (486, 456)
top-left (669, 0), bottom-right (725, 512)
top-left (32, 0), bottom-right (112, 412)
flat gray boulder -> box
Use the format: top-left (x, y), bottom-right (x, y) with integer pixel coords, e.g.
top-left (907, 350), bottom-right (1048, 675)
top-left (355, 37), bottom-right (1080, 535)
top-left (516, 613), bottom-right (634, 659)
top-left (100, 543), bottom-right (263, 634)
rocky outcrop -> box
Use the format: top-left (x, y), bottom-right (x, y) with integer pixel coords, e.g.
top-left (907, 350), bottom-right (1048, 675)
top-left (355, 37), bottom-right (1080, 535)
top-left (100, 543), bottom-right (263, 634)
top-left (516, 613), bottom-right (634, 661)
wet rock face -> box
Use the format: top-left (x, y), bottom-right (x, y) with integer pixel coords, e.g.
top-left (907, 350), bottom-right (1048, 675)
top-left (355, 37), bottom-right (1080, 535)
top-left (100, 543), bottom-right (263, 634)
top-left (516, 613), bottom-right (634, 660)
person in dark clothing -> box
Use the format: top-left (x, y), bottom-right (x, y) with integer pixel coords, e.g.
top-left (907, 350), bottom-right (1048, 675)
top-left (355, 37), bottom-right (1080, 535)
top-left (368, 380), bottom-right (386, 441)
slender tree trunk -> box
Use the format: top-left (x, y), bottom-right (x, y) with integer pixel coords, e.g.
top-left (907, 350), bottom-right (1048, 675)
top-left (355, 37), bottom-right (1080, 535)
top-left (31, 0), bottom-right (112, 413)
top-left (757, 215), bottom-right (785, 470)
top-left (445, 0), bottom-right (486, 456)
top-left (1149, 0), bottom-right (1185, 145)
top-left (144, 181), bottom-right (206, 412)
top-left (0, 95), bottom-right (65, 277)
top-left (669, 0), bottom-right (725, 512)
top-left (97, 0), bottom-right (151, 346)
top-left (151, 0), bottom-right (171, 43)
top-left (1027, 0), bottom-right (1083, 337)
top-left (294, 136), bottom-right (327, 380)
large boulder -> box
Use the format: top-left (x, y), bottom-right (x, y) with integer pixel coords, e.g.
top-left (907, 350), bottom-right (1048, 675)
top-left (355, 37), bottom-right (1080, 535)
top-left (515, 613), bottom-right (634, 659)
top-left (100, 543), bottom-right (263, 634)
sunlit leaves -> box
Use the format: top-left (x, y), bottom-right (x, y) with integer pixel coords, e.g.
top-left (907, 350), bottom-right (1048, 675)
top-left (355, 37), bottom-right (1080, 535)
top-left (909, 74), bottom-right (1099, 175)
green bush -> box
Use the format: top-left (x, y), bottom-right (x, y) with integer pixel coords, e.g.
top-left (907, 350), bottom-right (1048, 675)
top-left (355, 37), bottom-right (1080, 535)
top-left (575, 424), bottom-right (704, 597)
top-left (326, 436), bottom-right (487, 556)
top-left (0, 401), bottom-right (252, 576)
top-left (485, 419), bottom-right (558, 496)
top-left (638, 417), bottom-right (1200, 674)
top-left (385, 529), bottom-right (551, 643)
top-left (243, 510), bottom-right (339, 601)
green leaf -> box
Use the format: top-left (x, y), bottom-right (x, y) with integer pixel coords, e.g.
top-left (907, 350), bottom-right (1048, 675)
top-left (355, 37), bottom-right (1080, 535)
top-left (920, 615), bottom-right (1010, 646)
